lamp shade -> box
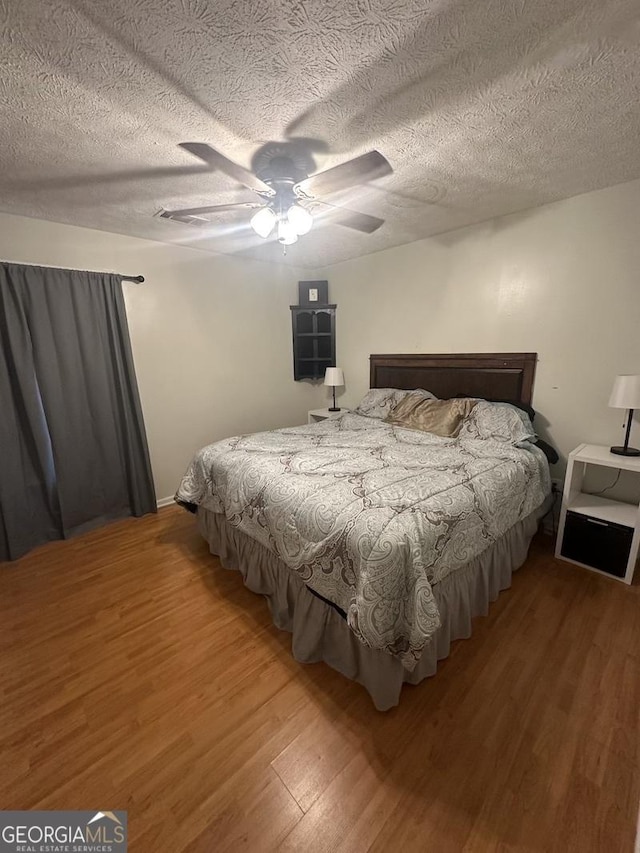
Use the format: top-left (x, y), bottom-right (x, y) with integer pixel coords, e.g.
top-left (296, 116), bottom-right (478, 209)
top-left (324, 367), bottom-right (344, 387)
top-left (609, 375), bottom-right (640, 409)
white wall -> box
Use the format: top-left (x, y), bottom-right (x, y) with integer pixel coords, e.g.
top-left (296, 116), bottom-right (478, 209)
top-left (0, 213), bottom-right (322, 500)
top-left (5, 177), bottom-right (639, 499)
top-left (320, 178), bottom-right (640, 478)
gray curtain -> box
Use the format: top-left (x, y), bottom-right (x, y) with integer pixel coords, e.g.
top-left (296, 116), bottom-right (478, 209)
top-left (0, 262), bottom-right (156, 561)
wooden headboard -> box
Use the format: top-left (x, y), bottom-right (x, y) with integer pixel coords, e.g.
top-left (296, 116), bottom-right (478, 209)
top-left (369, 353), bottom-right (537, 406)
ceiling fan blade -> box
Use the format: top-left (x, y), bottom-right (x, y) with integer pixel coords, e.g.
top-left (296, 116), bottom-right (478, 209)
top-left (160, 202), bottom-right (262, 218)
top-left (179, 142), bottom-right (273, 195)
top-left (315, 201), bottom-right (384, 234)
top-left (297, 150), bottom-right (392, 198)
top-left (158, 202), bottom-right (263, 228)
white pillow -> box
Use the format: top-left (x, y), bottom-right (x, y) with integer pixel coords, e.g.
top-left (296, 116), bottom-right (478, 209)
top-left (354, 387), bottom-right (436, 420)
top-left (458, 401), bottom-right (536, 444)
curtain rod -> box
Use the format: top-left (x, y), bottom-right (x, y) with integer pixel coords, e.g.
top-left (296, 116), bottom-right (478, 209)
top-left (1, 260), bottom-right (144, 283)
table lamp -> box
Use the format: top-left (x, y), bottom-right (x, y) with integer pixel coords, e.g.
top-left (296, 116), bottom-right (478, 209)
top-left (609, 374), bottom-right (640, 456)
top-left (324, 367), bottom-right (344, 412)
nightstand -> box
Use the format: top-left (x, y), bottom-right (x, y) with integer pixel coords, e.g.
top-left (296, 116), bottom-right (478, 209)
top-left (555, 443), bottom-right (640, 584)
top-left (308, 408), bottom-right (349, 424)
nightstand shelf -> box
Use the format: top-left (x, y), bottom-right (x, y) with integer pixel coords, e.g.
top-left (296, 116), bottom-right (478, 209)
top-left (565, 492), bottom-right (637, 528)
top-left (556, 443), bottom-right (640, 584)
top-left (308, 408), bottom-right (349, 424)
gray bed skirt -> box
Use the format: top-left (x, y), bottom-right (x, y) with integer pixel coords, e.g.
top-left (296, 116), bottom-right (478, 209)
top-left (197, 507), bottom-right (543, 711)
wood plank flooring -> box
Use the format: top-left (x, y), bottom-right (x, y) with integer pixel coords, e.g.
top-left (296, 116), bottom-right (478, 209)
top-left (1, 506), bottom-right (639, 852)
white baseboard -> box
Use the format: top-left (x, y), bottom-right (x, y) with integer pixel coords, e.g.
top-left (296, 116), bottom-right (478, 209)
top-left (156, 495), bottom-right (175, 508)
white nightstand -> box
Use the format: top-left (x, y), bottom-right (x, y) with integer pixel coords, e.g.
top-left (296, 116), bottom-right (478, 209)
top-left (308, 408), bottom-right (349, 424)
top-left (555, 443), bottom-right (640, 584)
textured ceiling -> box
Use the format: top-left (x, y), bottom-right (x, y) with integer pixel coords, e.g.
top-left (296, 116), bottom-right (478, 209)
top-left (1, 0), bottom-right (640, 268)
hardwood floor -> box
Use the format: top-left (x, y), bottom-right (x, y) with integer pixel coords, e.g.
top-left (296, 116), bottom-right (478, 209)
top-left (1, 507), bottom-right (638, 852)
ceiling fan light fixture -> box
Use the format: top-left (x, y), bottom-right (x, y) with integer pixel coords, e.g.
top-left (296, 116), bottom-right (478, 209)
top-left (287, 203), bottom-right (313, 235)
top-left (167, 143), bottom-right (392, 250)
top-left (277, 218), bottom-right (298, 245)
top-left (250, 206), bottom-right (277, 238)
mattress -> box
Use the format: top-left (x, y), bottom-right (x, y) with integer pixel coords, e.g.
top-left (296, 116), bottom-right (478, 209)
top-left (176, 411), bottom-right (550, 670)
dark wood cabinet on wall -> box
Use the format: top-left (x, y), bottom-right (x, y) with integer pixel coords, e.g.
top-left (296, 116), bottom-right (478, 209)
top-left (290, 304), bottom-right (336, 380)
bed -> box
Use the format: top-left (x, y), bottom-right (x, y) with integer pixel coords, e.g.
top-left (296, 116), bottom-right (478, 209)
top-left (176, 353), bottom-right (551, 710)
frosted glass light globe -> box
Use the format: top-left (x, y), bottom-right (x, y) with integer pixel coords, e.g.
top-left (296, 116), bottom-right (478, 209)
top-left (250, 206), bottom-right (277, 238)
top-left (277, 219), bottom-right (298, 245)
top-left (287, 204), bottom-right (313, 235)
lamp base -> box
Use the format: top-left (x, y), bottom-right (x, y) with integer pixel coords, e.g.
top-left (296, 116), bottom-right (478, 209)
top-left (328, 407), bottom-right (341, 412)
top-left (610, 445), bottom-right (640, 456)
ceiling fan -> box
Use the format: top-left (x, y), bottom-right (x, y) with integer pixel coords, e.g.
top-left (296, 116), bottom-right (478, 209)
top-left (158, 142), bottom-right (392, 248)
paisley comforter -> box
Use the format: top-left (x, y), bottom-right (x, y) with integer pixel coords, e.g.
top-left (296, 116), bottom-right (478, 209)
top-left (176, 412), bottom-right (550, 669)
